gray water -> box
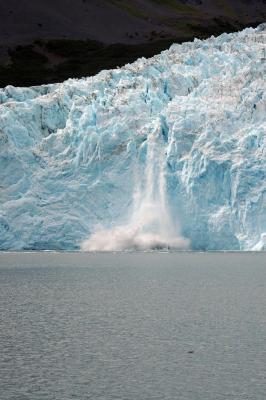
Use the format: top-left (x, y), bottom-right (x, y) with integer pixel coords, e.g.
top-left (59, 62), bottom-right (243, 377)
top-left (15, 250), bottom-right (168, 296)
top-left (0, 252), bottom-right (265, 400)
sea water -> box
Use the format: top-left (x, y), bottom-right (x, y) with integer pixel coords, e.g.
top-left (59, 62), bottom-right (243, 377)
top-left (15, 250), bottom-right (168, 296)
top-left (0, 252), bottom-right (265, 400)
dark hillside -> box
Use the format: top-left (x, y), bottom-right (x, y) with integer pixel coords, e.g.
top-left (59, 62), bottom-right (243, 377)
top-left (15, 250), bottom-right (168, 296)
top-left (0, 0), bottom-right (265, 86)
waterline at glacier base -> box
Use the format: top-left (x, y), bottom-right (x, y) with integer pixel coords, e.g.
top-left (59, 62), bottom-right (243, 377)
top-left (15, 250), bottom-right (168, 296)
top-left (0, 25), bottom-right (265, 251)
top-left (81, 121), bottom-right (190, 251)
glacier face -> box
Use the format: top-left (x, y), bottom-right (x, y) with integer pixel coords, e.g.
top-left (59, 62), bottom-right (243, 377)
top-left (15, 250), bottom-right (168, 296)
top-left (0, 25), bottom-right (265, 251)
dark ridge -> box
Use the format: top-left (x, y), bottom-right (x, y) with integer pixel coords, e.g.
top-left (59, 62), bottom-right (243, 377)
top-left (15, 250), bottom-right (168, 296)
top-left (0, 0), bottom-right (265, 87)
top-left (0, 20), bottom-right (262, 88)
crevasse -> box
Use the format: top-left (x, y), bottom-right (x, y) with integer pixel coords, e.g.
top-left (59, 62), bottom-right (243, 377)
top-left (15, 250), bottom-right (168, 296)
top-left (0, 24), bottom-right (265, 250)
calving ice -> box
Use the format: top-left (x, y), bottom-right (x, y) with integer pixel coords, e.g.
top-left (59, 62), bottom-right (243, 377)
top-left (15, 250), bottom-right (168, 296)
top-left (0, 25), bottom-right (265, 251)
top-left (81, 117), bottom-right (190, 251)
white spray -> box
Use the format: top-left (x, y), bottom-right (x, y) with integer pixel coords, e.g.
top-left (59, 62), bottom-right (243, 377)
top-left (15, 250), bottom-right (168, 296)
top-left (81, 120), bottom-right (189, 251)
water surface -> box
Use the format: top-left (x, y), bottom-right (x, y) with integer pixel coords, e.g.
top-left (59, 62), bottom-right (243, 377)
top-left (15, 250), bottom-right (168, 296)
top-left (0, 252), bottom-right (265, 399)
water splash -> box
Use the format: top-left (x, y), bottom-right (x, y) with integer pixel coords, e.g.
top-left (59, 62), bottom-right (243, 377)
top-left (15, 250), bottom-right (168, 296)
top-left (81, 121), bottom-right (190, 251)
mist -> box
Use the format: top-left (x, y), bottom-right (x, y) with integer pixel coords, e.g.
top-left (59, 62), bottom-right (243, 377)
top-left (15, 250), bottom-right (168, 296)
top-left (81, 120), bottom-right (189, 252)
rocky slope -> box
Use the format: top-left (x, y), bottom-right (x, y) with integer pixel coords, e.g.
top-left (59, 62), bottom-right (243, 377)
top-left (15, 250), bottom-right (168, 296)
top-left (0, 0), bottom-right (266, 86)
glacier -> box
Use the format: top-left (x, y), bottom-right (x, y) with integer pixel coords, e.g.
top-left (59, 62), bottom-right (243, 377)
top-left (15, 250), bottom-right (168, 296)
top-left (0, 25), bottom-right (265, 251)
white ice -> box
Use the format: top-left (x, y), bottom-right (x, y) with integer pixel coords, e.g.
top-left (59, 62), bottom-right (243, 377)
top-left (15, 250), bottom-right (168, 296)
top-left (0, 24), bottom-right (265, 250)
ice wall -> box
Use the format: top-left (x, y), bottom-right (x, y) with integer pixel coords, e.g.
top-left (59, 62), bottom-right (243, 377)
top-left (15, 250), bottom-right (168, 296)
top-left (0, 25), bottom-right (265, 250)
top-left (81, 119), bottom-right (190, 251)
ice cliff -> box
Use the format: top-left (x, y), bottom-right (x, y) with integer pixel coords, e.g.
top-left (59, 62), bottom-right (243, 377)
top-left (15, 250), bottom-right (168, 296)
top-left (0, 25), bottom-right (265, 251)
